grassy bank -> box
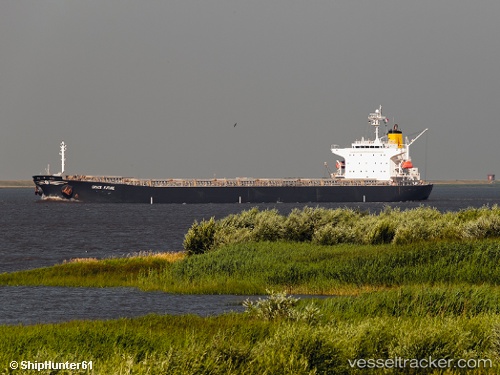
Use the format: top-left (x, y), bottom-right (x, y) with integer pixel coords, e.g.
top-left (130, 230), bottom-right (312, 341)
top-left (2, 243), bottom-right (500, 374)
top-left (0, 252), bottom-right (185, 289)
top-left (3, 206), bottom-right (497, 293)
top-left (3, 239), bottom-right (500, 295)
top-left (4, 206), bottom-right (500, 373)
top-left (1, 292), bottom-right (499, 374)
top-left (138, 239), bottom-right (500, 294)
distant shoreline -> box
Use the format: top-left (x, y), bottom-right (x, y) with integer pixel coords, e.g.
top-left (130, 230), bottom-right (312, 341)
top-left (0, 179), bottom-right (496, 188)
top-left (0, 180), bottom-right (33, 188)
top-left (429, 180), bottom-right (496, 185)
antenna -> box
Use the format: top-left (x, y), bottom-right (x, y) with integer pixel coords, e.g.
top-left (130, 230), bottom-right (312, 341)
top-left (368, 105), bottom-right (390, 142)
top-left (59, 141), bottom-right (67, 175)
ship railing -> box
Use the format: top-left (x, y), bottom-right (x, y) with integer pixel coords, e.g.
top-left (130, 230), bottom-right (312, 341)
top-left (66, 175), bottom-right (424, 187)
top-left (332, 140), bottom-right (402, 149)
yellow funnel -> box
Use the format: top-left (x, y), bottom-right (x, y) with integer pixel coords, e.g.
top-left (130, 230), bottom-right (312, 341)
top-left (387, 125), bottom-right (403, 148)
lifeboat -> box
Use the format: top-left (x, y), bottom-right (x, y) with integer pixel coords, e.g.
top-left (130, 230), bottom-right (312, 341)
top-left (335, 160), bottom-right (346, 169)
top-left (401, 161), bottom-right (413, 169)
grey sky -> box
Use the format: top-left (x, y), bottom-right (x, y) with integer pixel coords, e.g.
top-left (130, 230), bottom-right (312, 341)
top-left (1, 1), bottom-right (499, 180)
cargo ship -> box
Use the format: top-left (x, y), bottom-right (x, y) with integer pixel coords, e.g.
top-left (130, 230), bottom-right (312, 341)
top-left (33, 106), bottom-right (433, 203)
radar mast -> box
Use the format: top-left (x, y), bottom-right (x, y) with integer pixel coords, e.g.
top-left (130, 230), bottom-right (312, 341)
top-left (368, 105), bottom-right (389, 142)
top-left (59, 141), bottom-right (67, 175)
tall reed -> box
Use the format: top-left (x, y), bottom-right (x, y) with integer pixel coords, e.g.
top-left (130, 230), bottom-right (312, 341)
top-left (138, 239), bottom-right (500, 294)
top-left (1, 311), bottom-right (497, 374)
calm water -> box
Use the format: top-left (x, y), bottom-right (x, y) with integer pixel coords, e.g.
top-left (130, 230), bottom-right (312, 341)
top-left (0, 286), bottom-right (251, 325)
top-left (1, 184), bottom-right (499, 324)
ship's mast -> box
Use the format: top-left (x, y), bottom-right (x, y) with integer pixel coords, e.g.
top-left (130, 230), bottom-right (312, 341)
top-left (59, 141), bottom-right (67, 175)
top-left (368, 105), bottom-right (389, 142)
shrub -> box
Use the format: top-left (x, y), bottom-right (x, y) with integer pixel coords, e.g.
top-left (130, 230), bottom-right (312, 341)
top-left (213, 226), bottom-right (252, 249)
top-left (250, 209), bottom-right (285, 241)
top-left (182, 206), bottom-right (500, 253)
top-left (312, 223), bottom-right (356, 245)
top-left (461, 215), bottom-right (500, 240)
top-left (360, 216), bottom-right (397, 245)
top-left (243, 290), bottom-right (300, 321)
top-left (182, 217), bottom-right (217, 255)
top-left (219, 207), bottom-right (260, 229)
top-left (283, 208), bottom-right (317, 242)
top-left (243, 290), bottom-right (321, 324)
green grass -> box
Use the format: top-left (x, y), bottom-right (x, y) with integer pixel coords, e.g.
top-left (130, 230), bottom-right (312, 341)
top-left (321, 284), bottom-right (500, 319)
top-left (139, 239), bottom-right (500, 295)
top-left (4, 206), bottom-right (500, 373)
top-left (3, 239), bottom-right (500, 296)
top-left (2, 239), bottom-right (500, 373)
top-left (0, 252), bottom-right (184, 288)
top-left (0, 305), bottom-right (498, 374)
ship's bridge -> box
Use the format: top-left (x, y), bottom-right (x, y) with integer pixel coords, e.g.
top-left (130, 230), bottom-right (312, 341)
top-left (332, 141), bottom-right (404, 181)
top-left (330, 106), bottom-right (427, 182)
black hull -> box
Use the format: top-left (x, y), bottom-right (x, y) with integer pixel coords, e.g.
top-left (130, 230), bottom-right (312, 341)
top-left (33, 175), bottom-right (433, 203)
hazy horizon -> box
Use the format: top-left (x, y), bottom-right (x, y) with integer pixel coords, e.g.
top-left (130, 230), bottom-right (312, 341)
top-left (1, 1), bottom-right (499, 181)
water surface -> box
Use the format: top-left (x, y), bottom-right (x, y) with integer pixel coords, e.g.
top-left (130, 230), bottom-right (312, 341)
top-left (1, 184), bottom-right (499, 324)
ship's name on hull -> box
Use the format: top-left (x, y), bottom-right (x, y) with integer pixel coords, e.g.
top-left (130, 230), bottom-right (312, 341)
top-left (91, 185), bottom-right (115, 191)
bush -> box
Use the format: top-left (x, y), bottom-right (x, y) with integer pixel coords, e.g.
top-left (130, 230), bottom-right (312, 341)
top-left (461, 215), bottom-right (500, 240)
top-left (213, 226), bottom-right (252, 249)
top-left (312, 223), bottom-right (357, 245)
top-left (182, 206), bottom-right (500, 253)
top-left (243, 290), bottom-right (300, 321)
top-left (283, 208), bottom-right (316, 242)
top-left (243, 290), bottom-right (321, 324)
top-left (361, 217), bottom-right (396, 245)
top-left (182, 217), bottom-right (217, 255)
top-left (250, 209), bottom-right (285, 242)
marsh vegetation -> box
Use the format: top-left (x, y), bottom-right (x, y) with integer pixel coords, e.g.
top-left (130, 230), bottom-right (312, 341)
top-left (3, 206), bottom-right (500, 373)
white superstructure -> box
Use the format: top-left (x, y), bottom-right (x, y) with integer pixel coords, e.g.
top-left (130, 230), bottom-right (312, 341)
top-left (331, 106), bottom-right (427, 183)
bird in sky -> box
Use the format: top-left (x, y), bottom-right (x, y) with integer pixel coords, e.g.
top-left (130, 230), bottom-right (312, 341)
top-left (234, 123), bottom-right (237, 127)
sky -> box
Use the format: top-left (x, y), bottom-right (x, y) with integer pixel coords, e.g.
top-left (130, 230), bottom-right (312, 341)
top-left (1, 0), bottom-right (499, 181)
